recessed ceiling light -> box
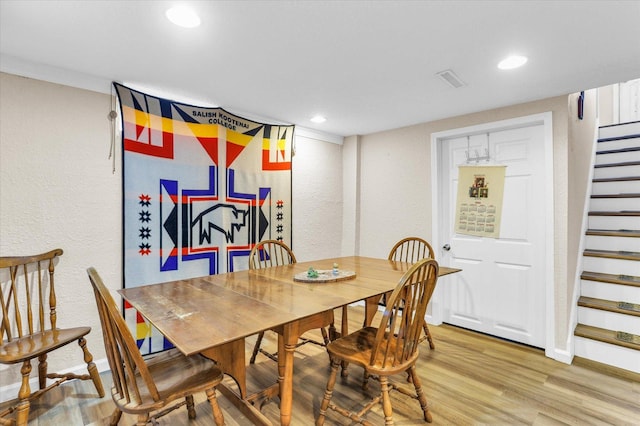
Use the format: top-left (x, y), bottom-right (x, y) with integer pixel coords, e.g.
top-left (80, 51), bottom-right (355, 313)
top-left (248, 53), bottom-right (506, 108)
top-left (497, 55), bottom-right (528, 70)
top-left (166, 5), bottom-right (201, 28)
top-left (310, 115), bottom-right (327, 124)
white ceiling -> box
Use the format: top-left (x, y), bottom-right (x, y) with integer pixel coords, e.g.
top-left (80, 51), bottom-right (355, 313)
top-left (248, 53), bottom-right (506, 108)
top-left (1, 1), bottom-right (639, 139)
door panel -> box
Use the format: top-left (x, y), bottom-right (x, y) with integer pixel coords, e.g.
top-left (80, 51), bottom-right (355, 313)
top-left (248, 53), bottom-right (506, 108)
top-left (441, 124), bottom-right (546, 348)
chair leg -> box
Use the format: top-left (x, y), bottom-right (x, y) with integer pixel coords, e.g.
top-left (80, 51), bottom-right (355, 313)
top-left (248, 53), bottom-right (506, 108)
top-left (186, 395), bottom-right (196, 419)
top-left (109, 408), bottom-right (123, 426)
top-left (136, 413), bottom-right (150, 426)
top-left (206, 388), bottom-right (225, 426)
top-left (408, 366), bottom-right (432, 423)
top-left (316, 358), bottom-right (341, 426)
top-left (362, 368), bottom-right (371, 391)
top-left (250, 331), bottom-right (265, 364)
top-left (37, 353), bottom-right (48, 390)
top-left (79, 337), bottom-right (105, 397)
top-left (15, 360), bottom-right (32, 426)
top-left (423, 320), bottom-right (435, 350)
top-left (320, 326), bottom-right (330, 345)
top-left (379, 376), bottom-right (394, 426)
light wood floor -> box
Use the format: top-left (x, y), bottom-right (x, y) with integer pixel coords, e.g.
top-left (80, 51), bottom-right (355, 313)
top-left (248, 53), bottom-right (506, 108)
top-left (3, 306), bottom-right (639, 425)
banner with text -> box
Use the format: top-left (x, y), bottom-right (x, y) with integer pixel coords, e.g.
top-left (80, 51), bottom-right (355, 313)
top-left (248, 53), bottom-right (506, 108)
top-left (115, 83), bottom-right (293, 354)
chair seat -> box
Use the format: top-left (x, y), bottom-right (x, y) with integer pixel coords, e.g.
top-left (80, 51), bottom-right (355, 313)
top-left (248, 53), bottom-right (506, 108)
top-left (326, 326), bottom-right (419, 375)
top-left (113, 348), bottom-right (224, 414)
top-left (0, 327), bottom-right (91, 364)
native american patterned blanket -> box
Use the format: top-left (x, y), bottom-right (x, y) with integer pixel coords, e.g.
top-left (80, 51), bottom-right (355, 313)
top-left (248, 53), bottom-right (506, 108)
top-left (114, 83), bottom-right (293, 354)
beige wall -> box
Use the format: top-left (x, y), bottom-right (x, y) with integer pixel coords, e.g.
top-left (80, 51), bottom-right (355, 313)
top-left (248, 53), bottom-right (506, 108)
top-left (0, 72), bottom-right (344, 393)
top-left (354, 95), bottom-right (593, 352)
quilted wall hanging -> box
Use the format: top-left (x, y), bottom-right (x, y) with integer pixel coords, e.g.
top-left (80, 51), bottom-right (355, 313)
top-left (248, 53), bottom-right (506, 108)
top-left (114, 83), bottom-right (293, 354)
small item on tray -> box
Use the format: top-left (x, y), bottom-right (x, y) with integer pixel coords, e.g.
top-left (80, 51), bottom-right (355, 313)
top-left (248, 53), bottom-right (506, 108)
top-left (307, 267), bottom-right (319, 278)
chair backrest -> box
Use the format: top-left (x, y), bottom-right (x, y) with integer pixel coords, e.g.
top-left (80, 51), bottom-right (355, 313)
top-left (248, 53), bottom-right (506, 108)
top-left (388, 237), bottom-right (434, 263)
top-left (248, 239), bottom-right (297, 270)
top-left (0, 249), bottom-right (63, 342)
top-left (87, 267), bottom-right (161, 405)
top-left (369, 258), bottom-right (439, 369)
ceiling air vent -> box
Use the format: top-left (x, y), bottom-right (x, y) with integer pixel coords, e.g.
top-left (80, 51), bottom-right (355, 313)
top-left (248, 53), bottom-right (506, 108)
top-left (436, 69), bottom-right (466, 88)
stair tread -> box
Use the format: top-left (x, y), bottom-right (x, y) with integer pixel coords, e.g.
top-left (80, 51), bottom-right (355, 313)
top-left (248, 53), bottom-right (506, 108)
top-left (597, 133), bottom-right (640, 143)
top-left (588, 211), bottom-right (640, 216)
top-left (583, 249), bottom-right (640, 260)
top-left (592, 177), bottom-right (640, 182)
top-left (591, 193), bottom-right (640, 198)
top-left (581, 271), bottom-right (640, 287)
top-left (586, 229), bottom-right (640, 237)
top-left (575, 324), bottom-right (640, 350)
top-left (596, 146), bottom-right (640, 155)
top-left (578, 296), bottom-right (640, 316)
top-left (594, 160), bottom-right (640, 168)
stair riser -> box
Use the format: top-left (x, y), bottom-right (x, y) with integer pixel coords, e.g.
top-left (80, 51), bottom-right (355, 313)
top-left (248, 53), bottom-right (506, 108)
top-left (588, 216), bottom-right (640, 230)
top-left (594, 164), bottom-right (640, 179)
top-left (581, 256), bottom-right (640, 276)
top-left (577, 307), bottom-right (640, 334)
top-left (585, 235), bottom-right (640, 252)
top-left (597, 137), bottom-right (640, 151)
top-left (599, 122), bottom-right (640, 139)
top-left (590, 197), bottom-right (640, 211)
top-left (574, 336), bottom-right (640, 373)
top-left (591, 180), bottom-right (639, 194)
top-left (595, 150), bottom-right (640, 165)
top-left (581, 280), bottom-right (640, 303)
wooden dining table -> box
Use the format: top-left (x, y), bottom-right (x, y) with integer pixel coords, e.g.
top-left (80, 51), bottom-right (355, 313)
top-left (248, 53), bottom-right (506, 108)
top-left (119, 255), bottom-right (460, 425)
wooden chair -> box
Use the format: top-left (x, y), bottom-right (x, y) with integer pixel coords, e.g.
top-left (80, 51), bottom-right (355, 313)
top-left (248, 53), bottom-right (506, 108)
top-left (388, 237), bottom-right (436, 349)
top-left (86, 268), bottom-right (225, 425)
top-left (0, 249), bottom-right (104, 426)
top-left (248, 240), bottom-right (332, 364)
top-left (316, 258), bottom-right (439, 425)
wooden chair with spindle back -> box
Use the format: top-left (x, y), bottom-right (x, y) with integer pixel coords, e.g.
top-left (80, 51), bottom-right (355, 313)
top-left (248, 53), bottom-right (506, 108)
top-left (86, 267), bottom-right (226, 426)
top-left (387, 237), bottom-right (437, 349)
top-left (316, 258), bottom-right (439, 425)
top-left (248, 239), bottom-right (333, 364)
top-left (0, 249), bottom-right (104, 426)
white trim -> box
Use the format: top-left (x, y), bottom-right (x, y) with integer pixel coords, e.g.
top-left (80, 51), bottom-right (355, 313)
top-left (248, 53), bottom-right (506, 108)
top-left (553, 347), bottom-right (573, 365)
top-left (0, 53), bottom-right (112, 95)
top-left (566, 119), bottom-right (600, 361)
top-left (295, 127), bottom-right (344, 145)
top-left (0, 358), bottom-right (110, 404)
top-left (430, 112), bottom-right (556, 358)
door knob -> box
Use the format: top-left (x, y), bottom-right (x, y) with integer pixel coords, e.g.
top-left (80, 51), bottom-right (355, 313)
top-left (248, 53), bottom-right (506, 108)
top-left (442, 244), bottom-right (451, 251)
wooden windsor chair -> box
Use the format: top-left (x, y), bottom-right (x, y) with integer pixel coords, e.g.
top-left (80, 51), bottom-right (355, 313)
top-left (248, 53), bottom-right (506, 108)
top-left (316, 258), bottom-right (439, 425)
top-left (0, 249), bottom-right (104, 426)
top-left (86, 268), bottom-right (225, 426)
top-left (248, 239), bottom-right (333, 364)
top-left (388, 237), bottom-right (436, 349)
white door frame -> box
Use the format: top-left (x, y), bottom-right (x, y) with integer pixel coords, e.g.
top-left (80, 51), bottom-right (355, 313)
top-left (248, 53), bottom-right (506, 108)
top-left (430, 112), bottom-right (556, 359)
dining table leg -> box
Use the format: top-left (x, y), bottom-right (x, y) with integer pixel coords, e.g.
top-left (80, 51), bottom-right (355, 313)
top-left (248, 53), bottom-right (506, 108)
top-left (278, 328), bottom-right (297, 426)
top-left (275, 309), bottom-right (335, 425)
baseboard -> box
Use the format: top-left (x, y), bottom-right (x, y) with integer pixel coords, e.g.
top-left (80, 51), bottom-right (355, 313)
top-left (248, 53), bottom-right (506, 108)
top-left (552, 347), bottom-right (573, 365)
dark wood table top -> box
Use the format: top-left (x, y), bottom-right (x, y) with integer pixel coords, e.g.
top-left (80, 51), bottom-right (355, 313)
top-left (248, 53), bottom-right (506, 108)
top-left (119, 256), bottom-right (460, 356)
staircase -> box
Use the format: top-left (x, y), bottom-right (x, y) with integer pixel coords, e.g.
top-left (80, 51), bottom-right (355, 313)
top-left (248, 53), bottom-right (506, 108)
top-left (574, 121), bottom-right (640, 373)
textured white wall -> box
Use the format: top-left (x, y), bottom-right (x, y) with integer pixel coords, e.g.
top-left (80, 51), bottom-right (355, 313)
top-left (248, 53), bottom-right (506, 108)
top-left (0, 73), bottom-right (122, 392)
top-left (0, 72), bottom-right (344, 395)
top-left (291, 135), bottom-right (343, 261)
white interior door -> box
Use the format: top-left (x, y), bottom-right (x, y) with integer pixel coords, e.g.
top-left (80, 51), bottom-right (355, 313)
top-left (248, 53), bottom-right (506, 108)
top-left (436, 119), bottom-right (549, 348)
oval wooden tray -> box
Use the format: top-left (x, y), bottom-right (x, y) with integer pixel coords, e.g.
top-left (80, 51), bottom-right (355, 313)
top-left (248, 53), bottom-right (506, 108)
top-left (293, 269), bottom-right (356, 283)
